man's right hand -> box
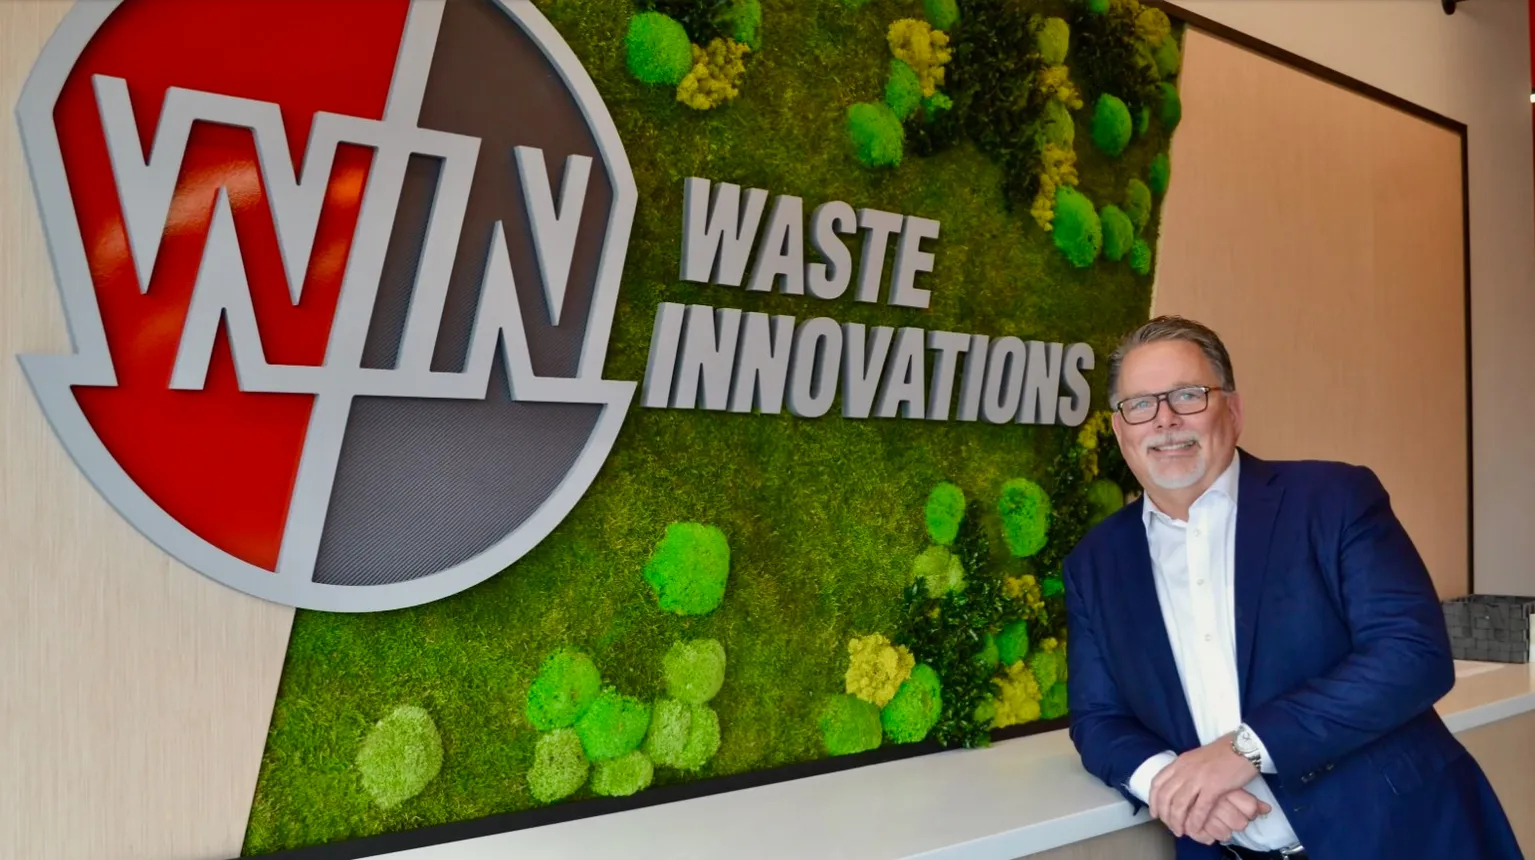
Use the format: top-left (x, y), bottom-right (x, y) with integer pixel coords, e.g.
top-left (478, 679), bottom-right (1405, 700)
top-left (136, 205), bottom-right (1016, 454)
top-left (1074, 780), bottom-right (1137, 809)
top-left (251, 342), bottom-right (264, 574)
top-left (1184, 789), bottom-right (1271, 846)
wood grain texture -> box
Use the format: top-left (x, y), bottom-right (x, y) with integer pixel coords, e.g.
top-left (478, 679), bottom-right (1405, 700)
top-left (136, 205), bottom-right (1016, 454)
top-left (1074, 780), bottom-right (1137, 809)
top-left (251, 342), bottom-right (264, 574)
top-left (1153, 29), bottom-right (1470, 599)
top-left (0, 4), bottom-right (296, 859)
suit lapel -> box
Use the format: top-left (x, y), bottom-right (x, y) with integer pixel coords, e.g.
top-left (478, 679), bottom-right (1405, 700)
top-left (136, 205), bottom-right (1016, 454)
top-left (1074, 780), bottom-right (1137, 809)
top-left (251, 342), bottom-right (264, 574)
top-left (1113, 503), bottom-right (1201, 750)
top-left (1234, 450), bottom-right (1283, 706)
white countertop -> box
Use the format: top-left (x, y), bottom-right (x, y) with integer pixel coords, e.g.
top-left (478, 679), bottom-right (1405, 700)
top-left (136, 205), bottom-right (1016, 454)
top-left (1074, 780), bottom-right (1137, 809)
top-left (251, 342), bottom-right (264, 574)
top-left (385, 661), bottom-right (1535, 860)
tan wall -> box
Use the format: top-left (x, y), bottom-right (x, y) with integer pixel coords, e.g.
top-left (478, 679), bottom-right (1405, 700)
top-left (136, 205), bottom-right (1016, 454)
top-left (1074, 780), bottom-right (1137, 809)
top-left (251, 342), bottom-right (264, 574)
top-left (1153, 29), bottom-right (1471, 599)
top-left (1166, 0), bottom-right (1535, 598)
top-left (0, 4), bottom-right (294, 860)
top-left (1021, 709), bottom-right (1535, 859)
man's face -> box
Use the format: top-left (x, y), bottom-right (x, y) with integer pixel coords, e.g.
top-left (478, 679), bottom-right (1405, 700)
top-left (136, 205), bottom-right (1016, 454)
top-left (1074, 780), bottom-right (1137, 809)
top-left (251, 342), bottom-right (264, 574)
top-left (1111, 340), bottom-right (1243, 494)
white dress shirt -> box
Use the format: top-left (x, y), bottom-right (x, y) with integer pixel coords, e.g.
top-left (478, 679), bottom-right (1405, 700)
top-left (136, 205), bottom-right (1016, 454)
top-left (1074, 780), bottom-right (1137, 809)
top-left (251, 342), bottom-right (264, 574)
top-left (1125, 455), bottom-right (1301, 851)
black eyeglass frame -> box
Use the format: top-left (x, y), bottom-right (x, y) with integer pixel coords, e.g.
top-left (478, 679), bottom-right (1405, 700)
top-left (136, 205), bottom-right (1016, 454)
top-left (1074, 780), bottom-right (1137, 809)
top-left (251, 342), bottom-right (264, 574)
top-left (1113, 385), bottom-right (1229, 425)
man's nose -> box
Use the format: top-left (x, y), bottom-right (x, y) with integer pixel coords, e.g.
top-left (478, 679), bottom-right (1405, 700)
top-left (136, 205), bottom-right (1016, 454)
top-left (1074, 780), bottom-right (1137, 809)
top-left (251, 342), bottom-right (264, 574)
top-left (1152, 400), bottom-right (1182, 430)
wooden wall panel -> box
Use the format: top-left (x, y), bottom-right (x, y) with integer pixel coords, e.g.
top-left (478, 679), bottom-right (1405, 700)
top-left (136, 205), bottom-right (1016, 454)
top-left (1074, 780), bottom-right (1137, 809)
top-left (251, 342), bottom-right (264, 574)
top-left (1153, 29), bottom-right (1470, 599)
top-left (0, 4), bottom-right (296, 859)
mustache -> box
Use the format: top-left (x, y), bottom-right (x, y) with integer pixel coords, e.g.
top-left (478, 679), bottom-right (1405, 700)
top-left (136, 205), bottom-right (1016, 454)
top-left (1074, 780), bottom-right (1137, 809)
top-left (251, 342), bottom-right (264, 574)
top-left (1142, 431), bottom-right (1202, 452)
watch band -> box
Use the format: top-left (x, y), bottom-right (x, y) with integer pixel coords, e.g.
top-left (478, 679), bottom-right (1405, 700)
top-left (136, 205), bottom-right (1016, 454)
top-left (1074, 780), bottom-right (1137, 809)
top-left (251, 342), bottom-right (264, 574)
top-left (1232, 724), bottom-right (1263, 770)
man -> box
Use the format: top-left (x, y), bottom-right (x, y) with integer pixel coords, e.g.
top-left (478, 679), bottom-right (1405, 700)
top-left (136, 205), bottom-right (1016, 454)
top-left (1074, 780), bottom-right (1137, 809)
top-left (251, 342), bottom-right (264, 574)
top-left (1064, 316), bottom-right (1523, 859)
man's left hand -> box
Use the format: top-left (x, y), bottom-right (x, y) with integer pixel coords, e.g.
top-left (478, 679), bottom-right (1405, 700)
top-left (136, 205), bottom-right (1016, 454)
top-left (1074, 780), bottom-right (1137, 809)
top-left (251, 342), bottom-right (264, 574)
top-left (1149, 732), bottom-right (1260, 838)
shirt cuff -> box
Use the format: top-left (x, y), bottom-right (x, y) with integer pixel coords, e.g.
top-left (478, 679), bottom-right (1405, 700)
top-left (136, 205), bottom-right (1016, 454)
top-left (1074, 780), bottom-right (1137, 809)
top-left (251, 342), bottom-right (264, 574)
top-left (1246, 726), bottom-right (1278, 775)
top-left (1126, 751), bottom-right (1178, 804)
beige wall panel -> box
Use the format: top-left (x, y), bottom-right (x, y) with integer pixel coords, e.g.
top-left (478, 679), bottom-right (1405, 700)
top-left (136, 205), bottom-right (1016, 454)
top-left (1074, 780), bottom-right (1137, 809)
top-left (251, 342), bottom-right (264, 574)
top-left (0, 4), bottom-right (296, 860)
top-left (1153, 29), bottom-right (1470, 599)
top-left (1457, 710), bottom-right (1535, 855)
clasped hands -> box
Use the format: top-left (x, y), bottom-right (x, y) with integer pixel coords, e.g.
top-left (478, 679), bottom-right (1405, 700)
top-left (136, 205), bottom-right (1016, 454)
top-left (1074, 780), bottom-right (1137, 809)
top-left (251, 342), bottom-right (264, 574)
top-left (1148, 732), bottom-right (1271, 845)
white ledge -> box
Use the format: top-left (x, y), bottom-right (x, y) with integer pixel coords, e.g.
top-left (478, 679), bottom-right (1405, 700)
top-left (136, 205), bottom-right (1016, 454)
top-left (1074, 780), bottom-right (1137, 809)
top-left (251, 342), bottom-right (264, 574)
top-left (390, 661), bottom-right (1535, 860)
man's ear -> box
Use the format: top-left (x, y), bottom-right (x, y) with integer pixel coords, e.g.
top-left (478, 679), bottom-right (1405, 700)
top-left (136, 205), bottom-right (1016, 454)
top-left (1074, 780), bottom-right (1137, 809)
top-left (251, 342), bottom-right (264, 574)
top-left (1225, 390), bottom-right (1244, 438)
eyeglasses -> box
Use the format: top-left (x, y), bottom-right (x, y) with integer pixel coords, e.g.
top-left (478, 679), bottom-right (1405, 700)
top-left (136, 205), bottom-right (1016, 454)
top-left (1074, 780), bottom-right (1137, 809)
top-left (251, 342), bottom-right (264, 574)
top-left (1114, 385), bottom-right (1226, 425)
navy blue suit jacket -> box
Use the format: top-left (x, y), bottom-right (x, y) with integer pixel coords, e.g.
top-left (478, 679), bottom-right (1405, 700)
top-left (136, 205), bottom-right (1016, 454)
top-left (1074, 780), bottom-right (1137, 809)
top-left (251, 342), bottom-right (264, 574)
top-left (1064, 450), bottom-right (1523, 859)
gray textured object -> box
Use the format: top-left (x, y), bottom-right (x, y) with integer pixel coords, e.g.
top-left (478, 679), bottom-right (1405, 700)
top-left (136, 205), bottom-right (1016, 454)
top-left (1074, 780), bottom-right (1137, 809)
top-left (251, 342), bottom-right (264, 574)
top-left (1442, 595), bottom-right (1535, 663)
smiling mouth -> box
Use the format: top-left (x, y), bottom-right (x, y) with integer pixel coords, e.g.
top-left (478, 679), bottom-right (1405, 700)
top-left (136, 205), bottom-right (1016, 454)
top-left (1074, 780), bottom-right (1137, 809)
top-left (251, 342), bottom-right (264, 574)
top-left (1149, 440), bottom-right (1198, 454)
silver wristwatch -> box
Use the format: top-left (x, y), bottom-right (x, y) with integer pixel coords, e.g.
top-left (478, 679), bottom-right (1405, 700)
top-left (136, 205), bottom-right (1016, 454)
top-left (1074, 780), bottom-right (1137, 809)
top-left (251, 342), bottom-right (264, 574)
top-left (1232, 723), bottom-right (1263, 771)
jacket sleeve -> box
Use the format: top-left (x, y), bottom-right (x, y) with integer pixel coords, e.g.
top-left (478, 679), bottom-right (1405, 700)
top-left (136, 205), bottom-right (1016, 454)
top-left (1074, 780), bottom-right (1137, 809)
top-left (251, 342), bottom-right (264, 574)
top-left (1242, 465), bottom-right (1456, 785)
top-left (1064, 551), bottom-right (1178, 813)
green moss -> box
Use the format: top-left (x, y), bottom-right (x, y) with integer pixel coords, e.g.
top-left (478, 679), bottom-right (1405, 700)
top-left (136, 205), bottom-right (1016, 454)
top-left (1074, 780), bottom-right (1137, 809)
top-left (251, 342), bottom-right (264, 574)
top-left (1135, 7), bottom-right (1172, 47)
top-left (1100, 204), bottom-right (1134, 262)
top-left (1090, 94), bottom-right (1132, 157)
top-left (625, 12), bottom-right (693, 86)
top-left (912, 544), bottom-right (965, 596)
top-left (643, 522), bottom-right (730, 616)
top-left (675, 704), bottom-right (721, 770)
top-left (1154, 36), bottom-right (1182, 78)
top-left (1124, 177), bottom-right (1152, 232)
top-left (1039, 99), bottom-right (1075, 148)
top-left (1130, 238), bottom-right (1153, 275)
top-left (722, 0), bottom-right (763, 50)
top-left (818, 694), bottom-right (884, 755)
top-left (1051, 186), bottom-right (1102, 269)
top-left (525, 648), bottom-right (602, 731)
top-left (355, 705), bottom-right (443, 810)
top-left (1136, 104), bottom-right (1150, 136)
top-left (886, 59), bottom-right (924, 122)
top-left (1148, 152), bottom-right (1171, 197)
top-left (882, 664), bottom-right (943, 743)
top-left (924, 0), bottom-right (960, 30)
top-left (663, 638), bottom-right (727, 705)
top-left (848, 102), bottom-right (904, 169)
top-left (1041, 682), bottom-right (1069, 720)
top-left (643, 698), bottom-right (693, 767)
top-left (1158, 81), bottom-right (1182, 130)
top-left (924, 482), bottom-right (966, 545)
top-left (527, 729), bottom-right (589, 803)
top-left (574, 689), bottom-right (652, 762)
top-left (1086, 478), bottom-right (1124, 525)
top-left (1029, 648), bottom-right (1064, 691)
top-left (1085, 0), bottom-right (1110, 14)
top-left (997, 620), bottom-right (1030, 666)
top-left (924, 91), bottom-right (953, 119)
top-left (592, 751), bottom-right (654, 797)
top-left (999, 478), bottom-right (1052, 558)
top-left (1036, 17), bottom-right (1070, 65)
top-left (1042, 574), bottom-right (1064, 598)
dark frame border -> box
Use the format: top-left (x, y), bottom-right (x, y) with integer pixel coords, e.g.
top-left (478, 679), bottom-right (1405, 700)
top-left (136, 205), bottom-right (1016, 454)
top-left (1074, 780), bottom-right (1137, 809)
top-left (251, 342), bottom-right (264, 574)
top-left (1150, 1), bottom-right (1475, 596)
top-left (241, 7), bottom-right (1476, 858)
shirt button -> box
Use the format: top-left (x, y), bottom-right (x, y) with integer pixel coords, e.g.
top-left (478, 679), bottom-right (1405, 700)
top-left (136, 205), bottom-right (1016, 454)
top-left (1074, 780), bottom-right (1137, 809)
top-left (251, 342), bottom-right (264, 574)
top-left (1193, 528), bottom-right (1202, 537)
top-left (1205, 634), bottom-right (1213, 642)
top-left (1197, 579), bottom-right (1206, 586)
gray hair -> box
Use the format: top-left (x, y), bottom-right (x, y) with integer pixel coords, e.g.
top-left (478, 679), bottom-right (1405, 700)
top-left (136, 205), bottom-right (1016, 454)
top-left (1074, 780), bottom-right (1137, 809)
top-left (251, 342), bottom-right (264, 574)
top-left (1106, 315), bottom-right (1236, 407)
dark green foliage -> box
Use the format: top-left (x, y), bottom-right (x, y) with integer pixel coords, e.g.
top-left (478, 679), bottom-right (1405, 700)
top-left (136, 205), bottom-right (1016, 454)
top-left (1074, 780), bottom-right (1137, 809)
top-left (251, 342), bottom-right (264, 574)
top-left (1100, 204), bottom-right (1134, 262)
top-left (643, 522), bottom-right (730, 616)
top-left (848, 102), bottom-right (905, 168)
top-left (638, 0), bottom-right (724, 43)
top-left (1130, 238), bottom-right (1153, 275)
top-left (997, 619), bottom-right (1030, 666)
top-left (882, 663), bottom-right (943, 743)
top-left (574, 689), bottom-right (652, 762)
top-left (1041, 682), bottom-right (1069, 719)
top-left (1052, 186), bottom-right (1103, 269)
top-left (1090, 93), bottom-right (1132, 157)
top-left (1124, 177), bottom-right (1152, 232)
top-left (1135, 104), bottom-right (1150, 136)
top-left (977, 633), bottom-right (1000, 670)
top-left (818, 694), bottom-right (884, 755)
top-left (1158, 81), bottom-right (1182, 130)
top-left (1148, 151), bottom-right (1171, 196)
top-left (1068, 0), bottom-right (1159, 120)
top-left (886, 59), bottom-right (924, 121)
top-left (625, 12), bottom-right (694, 86)
top-left (525, 648), bottom-right (603, 731)
top-left (925, 482), bottom-right (967, 546)
top-left (1035, 16), bottom-right (1070, 65)
top-left (1086, 478), bottom-right (1124, 525)
top-left (924, 0), bottom-right (960, 30)
top-left (663, 638), bottom-right (727, 705)
top-left (944, 1), bottom-right (1051, 210)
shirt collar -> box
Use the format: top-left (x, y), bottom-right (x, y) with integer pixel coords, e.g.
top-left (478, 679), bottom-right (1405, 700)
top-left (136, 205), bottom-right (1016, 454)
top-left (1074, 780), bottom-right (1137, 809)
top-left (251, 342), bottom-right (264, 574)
top-left (1141, 452), bottom-right (1241, 528)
